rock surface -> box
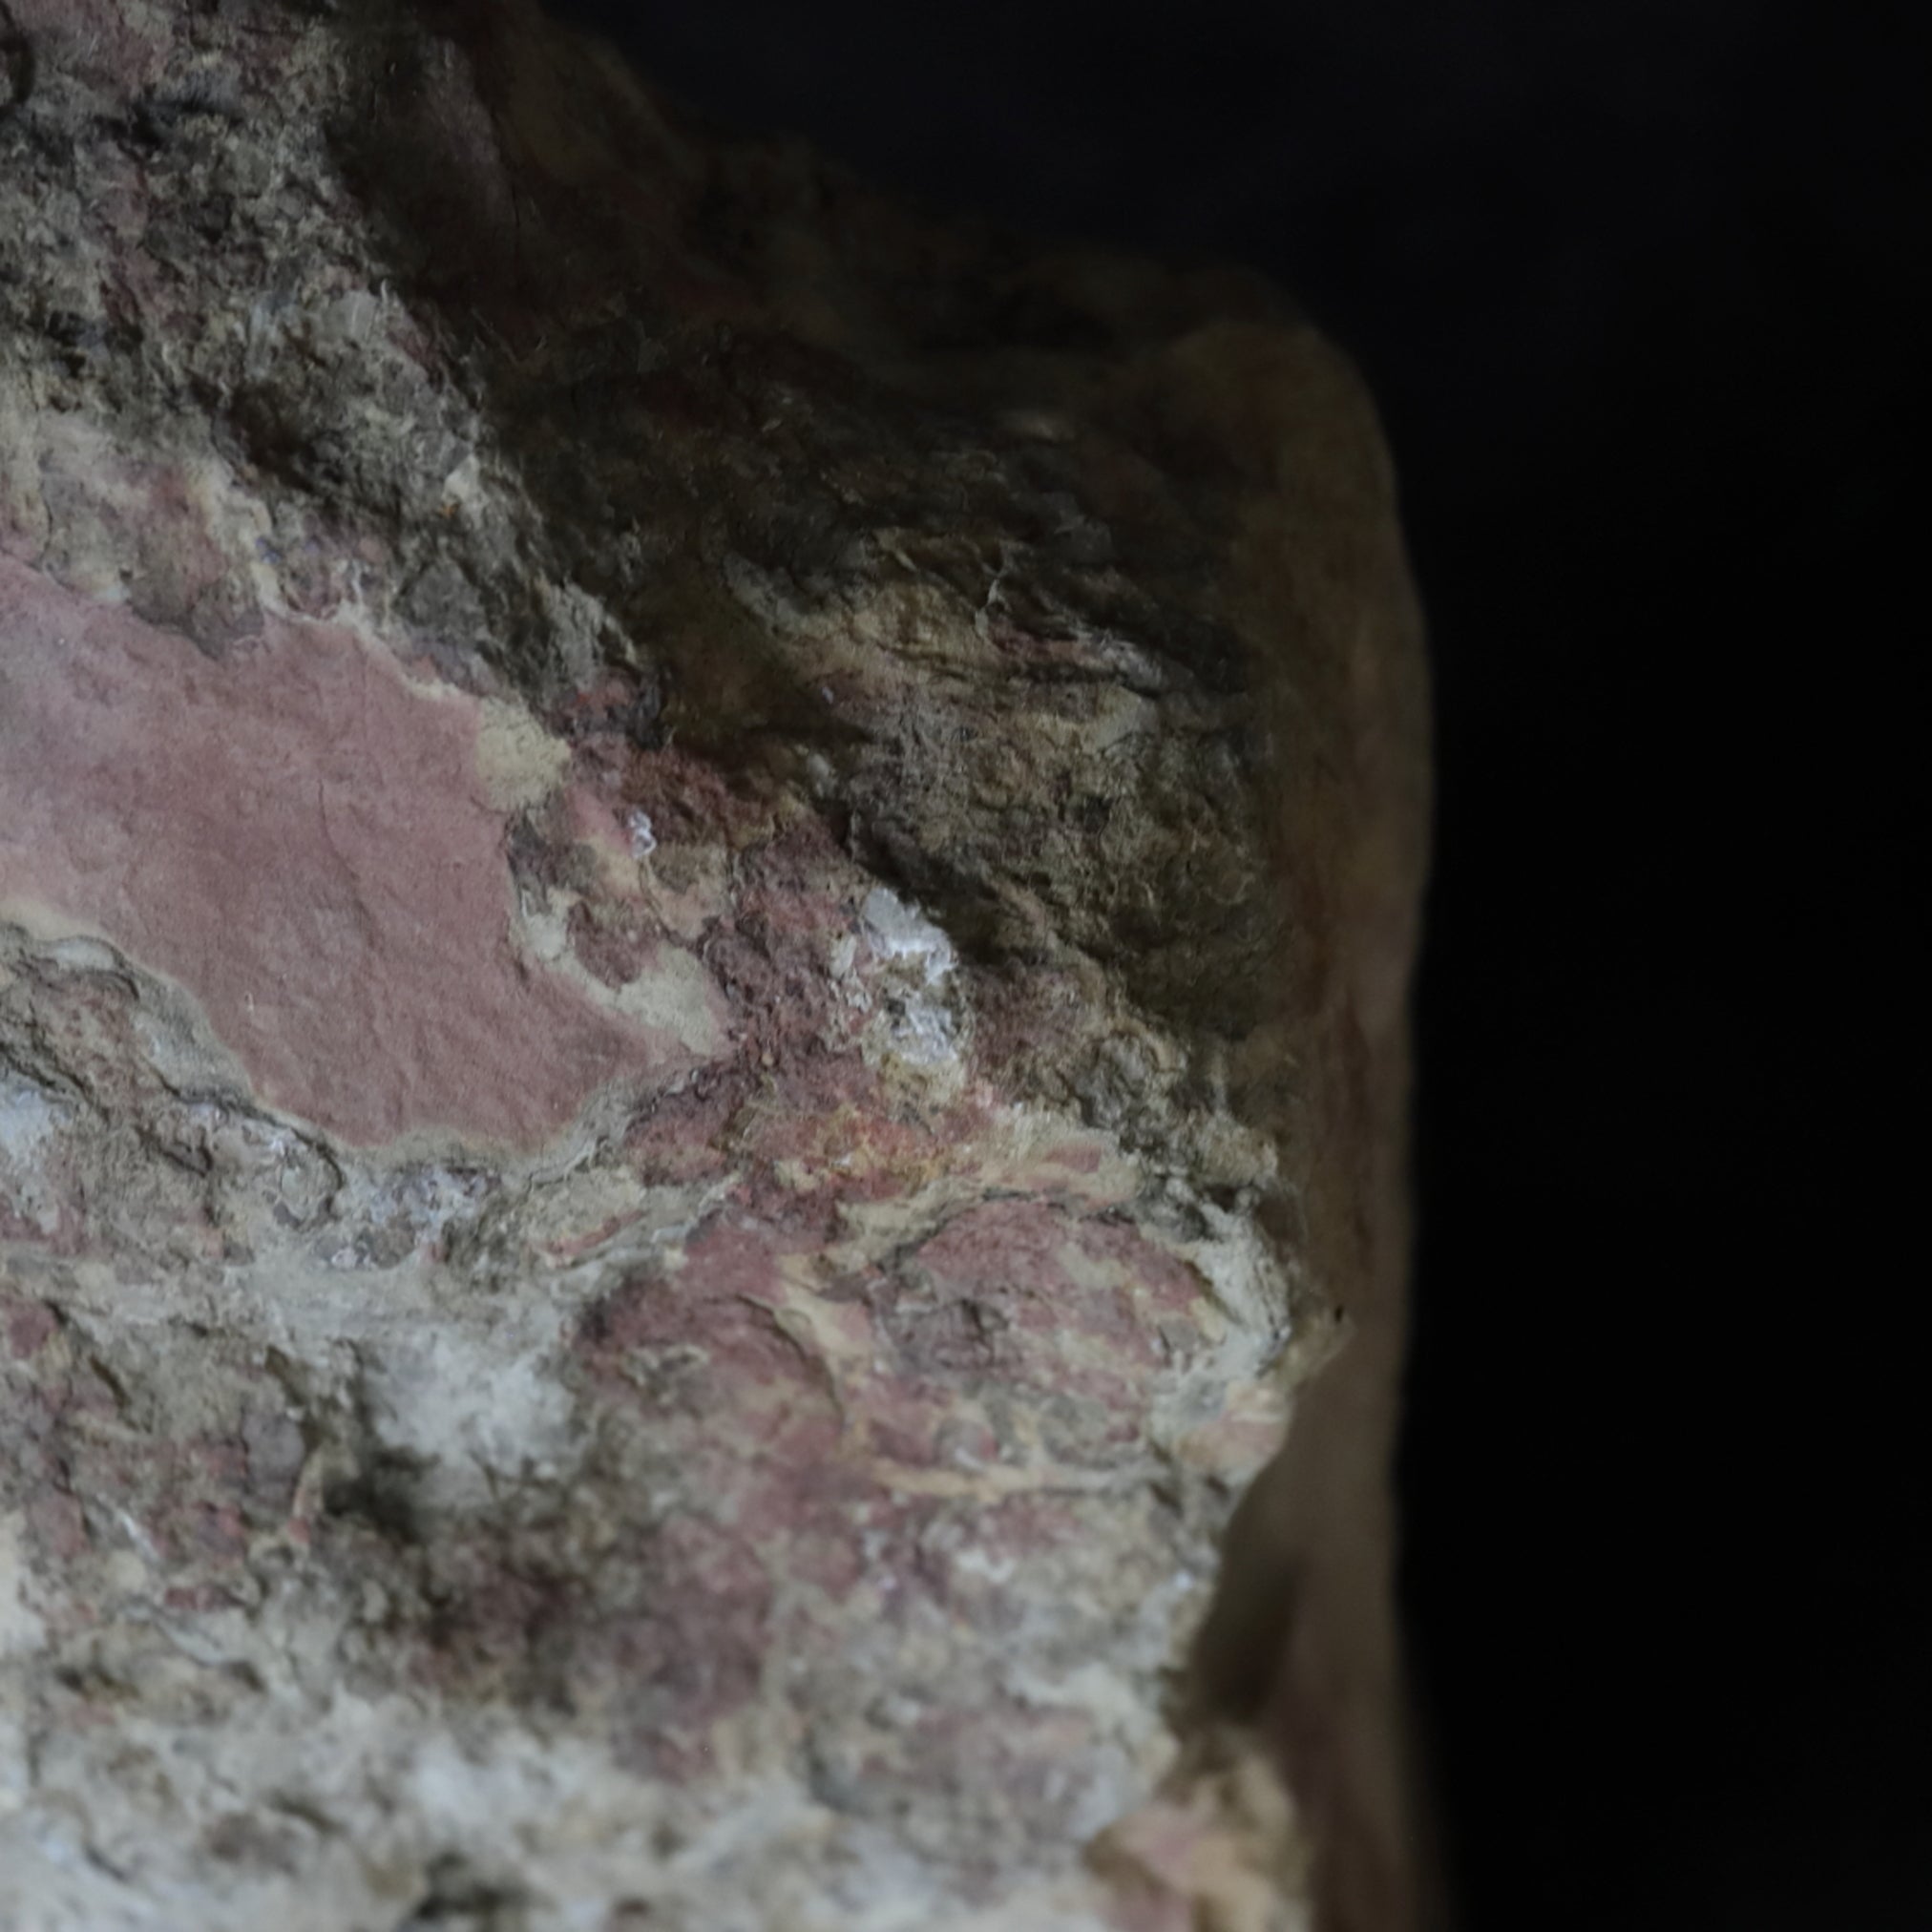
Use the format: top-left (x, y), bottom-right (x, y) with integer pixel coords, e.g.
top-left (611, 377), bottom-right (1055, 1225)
top-left (0, 3), bottom-right (1428, 1928)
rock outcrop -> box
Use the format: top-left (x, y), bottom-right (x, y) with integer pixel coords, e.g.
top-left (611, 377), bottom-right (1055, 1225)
top-left (0, 4), bottom-right (1428, 1926)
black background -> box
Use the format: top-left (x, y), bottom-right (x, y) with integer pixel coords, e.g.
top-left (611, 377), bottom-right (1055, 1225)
top-left (547, 3), bottom-right (1926, 1923)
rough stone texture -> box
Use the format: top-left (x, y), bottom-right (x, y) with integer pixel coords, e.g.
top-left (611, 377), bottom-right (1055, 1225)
top-left (0, 4), bottom-right (1428, 1929)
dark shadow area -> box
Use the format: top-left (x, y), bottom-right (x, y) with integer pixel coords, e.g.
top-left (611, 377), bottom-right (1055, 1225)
top-left (537, 1), bottom-right (1928, 1924)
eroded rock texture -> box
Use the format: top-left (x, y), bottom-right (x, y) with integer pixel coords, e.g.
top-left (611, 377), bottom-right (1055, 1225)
top-left (0, 3), bottom-right (1428, 1928)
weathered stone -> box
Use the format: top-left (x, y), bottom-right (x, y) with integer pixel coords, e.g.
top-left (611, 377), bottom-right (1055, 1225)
top-left (0, 3), bottom-right (1428, 1927)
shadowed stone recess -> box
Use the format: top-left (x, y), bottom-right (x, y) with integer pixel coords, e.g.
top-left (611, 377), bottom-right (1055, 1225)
top-left (0, 3), bottom-right (1428, 1928)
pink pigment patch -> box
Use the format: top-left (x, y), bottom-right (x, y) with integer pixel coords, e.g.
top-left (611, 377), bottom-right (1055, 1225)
top-left (1071, 1217), bottom-right (1207, 1317)
top-left (0, 557), bottom-right (697, 1145)
top-left (4, 1298), bottom-right (57, 1360)
top-left (914, 1199), bottom-right (1083, 1304)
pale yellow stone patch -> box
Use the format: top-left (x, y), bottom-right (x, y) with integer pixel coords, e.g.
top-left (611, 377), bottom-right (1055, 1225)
top-left (475, 696), bottom-right (572, 811)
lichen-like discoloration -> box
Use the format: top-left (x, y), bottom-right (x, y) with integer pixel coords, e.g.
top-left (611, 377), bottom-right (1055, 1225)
top-left (0, 1), bottom-right (1426, 1926)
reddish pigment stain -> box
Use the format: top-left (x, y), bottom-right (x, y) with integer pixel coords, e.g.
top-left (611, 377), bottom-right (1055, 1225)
top-left (3, 1299), bottom-right (58, 1359)
top-left (0, 557), bottom-right (700, 1145)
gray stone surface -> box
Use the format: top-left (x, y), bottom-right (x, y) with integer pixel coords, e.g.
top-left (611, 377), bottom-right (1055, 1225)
top-left (0, 4), bottom-right (1428, 1926)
